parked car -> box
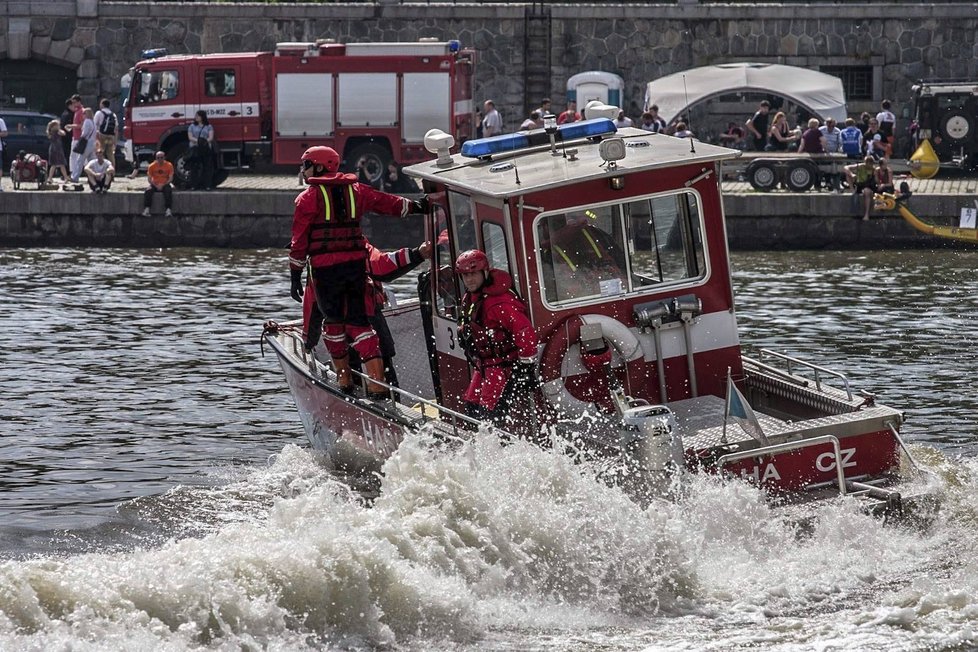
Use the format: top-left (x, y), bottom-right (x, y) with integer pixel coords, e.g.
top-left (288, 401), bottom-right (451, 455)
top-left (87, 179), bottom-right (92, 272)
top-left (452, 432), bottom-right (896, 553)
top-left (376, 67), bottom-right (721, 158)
top-left (0, 109), bottom-right (58, 169)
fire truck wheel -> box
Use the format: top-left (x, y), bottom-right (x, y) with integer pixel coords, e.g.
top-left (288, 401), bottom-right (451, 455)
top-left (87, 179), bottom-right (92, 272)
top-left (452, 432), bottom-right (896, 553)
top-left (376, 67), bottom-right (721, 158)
top-left (785, 162), bottom-right (817, 192)
top-left (346, 143), bottom-right (391, 187)
top-left (746, 162), bottom-right (778, 191)
top-left (166, 141), bottom-right (191, 188)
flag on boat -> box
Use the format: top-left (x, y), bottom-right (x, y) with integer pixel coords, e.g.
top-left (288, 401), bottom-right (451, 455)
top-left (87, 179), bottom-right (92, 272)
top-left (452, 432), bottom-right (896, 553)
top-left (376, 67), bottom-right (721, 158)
top-left (724, 374), bottom-right (770, 446)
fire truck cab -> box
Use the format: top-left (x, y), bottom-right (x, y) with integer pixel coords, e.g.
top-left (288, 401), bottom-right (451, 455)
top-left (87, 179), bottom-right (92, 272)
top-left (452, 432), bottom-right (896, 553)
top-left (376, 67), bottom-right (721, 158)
top-left (125, 40), bottom-right (475, 187)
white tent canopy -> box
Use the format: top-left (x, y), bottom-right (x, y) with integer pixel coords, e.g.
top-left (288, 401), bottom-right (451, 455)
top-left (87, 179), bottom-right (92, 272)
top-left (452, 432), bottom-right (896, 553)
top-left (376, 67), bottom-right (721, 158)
top-left (644, 62), bottom-right (848, 125)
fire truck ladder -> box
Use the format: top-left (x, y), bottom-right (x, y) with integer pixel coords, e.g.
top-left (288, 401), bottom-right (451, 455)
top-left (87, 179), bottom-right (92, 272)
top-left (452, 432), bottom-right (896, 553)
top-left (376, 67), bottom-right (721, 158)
top-left (523, 3), bottom-right (552, 118)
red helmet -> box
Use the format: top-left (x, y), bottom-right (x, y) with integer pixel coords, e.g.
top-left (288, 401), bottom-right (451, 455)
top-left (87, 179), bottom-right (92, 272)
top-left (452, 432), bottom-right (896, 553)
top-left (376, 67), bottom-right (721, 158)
top-left (455, 250), bottom-right (489, 273)
top-left (300, 146), bottom-right (340, 173)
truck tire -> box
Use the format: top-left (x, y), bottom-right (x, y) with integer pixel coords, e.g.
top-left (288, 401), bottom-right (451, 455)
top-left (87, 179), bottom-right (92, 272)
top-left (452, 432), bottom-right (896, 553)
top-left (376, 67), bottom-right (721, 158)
top-left (166, 141), bottom-right (191, 188)
top-left (785, 162), bottom-right (817, 192)
top-left (346, 142), bottom-right (391, 187)
top-left (940, 109), bottom-right (972, 143)
top-left (747, 162), bottom-right (778, 191)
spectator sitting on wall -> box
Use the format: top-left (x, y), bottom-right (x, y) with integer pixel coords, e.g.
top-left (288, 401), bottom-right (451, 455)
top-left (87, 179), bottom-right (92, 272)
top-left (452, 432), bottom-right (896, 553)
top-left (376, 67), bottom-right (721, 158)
top-left (519, 110), bottom-right (544, 131)
top-left (84, 149), bottom-right (115, 194)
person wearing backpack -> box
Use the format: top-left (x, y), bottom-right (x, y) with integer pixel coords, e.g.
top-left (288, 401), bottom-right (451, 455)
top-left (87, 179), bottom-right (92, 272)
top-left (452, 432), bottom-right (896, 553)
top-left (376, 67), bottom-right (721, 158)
top-left (93, 98), bottom-right (118, 166)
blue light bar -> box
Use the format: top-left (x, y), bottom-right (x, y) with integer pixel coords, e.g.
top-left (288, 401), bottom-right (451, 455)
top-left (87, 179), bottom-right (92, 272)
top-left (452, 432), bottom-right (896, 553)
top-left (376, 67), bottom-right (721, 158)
top-left (460, 118), bottom-right (617, 159)
top-left (461, 133), bottom-right (530, 158)
top-left (141, 48), bottom-right (169, 59)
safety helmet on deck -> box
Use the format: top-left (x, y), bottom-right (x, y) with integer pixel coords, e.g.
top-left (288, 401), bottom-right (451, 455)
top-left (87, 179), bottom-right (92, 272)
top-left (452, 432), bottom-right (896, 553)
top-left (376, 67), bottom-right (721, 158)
top-left (455, 249), bottom-right (489, 273)
top-left (300, 146), bottom-right (340, 173)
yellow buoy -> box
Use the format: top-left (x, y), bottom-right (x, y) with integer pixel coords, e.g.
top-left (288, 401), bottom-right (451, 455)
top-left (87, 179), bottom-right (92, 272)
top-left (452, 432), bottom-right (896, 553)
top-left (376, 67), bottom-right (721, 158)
top-left (909, 139), bottom-right (940, 179)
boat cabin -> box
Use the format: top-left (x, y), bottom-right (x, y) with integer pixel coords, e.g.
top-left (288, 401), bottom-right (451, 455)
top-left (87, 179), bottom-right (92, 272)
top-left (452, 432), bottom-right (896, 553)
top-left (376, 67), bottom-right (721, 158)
top-left (263, 110), bottom-right (929, 515)
top-left (407, 118), bottom-right (744, 427)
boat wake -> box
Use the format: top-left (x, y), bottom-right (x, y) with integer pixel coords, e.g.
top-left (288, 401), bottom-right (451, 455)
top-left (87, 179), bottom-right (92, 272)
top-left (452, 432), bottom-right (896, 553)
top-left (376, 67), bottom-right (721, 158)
top-left (0, 434), bottom-right (975, 650)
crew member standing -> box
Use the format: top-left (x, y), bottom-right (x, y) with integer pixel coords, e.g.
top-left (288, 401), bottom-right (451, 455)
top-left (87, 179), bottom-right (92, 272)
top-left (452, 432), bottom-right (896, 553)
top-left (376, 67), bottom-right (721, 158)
top-left (289, 145), bottom-right (426, 400)
top-left (455, 249), bottom-right (540, 427)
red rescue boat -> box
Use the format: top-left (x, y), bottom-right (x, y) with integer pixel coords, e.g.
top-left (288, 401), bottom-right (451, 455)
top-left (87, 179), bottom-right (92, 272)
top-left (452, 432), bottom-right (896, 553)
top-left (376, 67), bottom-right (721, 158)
top-left (263, 108), bottom-right (939, 519)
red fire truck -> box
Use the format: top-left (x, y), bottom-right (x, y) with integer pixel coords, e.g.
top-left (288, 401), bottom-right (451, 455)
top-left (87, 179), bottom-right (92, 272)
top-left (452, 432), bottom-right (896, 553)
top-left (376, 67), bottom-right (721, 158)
top-left (123, 40), bottom-right (475, 187)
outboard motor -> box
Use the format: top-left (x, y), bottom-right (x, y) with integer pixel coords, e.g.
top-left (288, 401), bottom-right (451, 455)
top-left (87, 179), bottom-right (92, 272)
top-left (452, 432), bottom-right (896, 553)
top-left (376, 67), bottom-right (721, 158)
top-left (620, 404), bottom-right (685, 499)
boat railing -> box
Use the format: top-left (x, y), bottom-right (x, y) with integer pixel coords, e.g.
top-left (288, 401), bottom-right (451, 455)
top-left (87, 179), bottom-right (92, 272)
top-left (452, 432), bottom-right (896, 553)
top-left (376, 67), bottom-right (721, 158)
top-left (285, 332), bottom-right (484, 440)
top-left (751, 349), bottom-right (853, 401)
top-left (716, 434), bottom-right (847, 496)
top-left (346, 366), bottom-right (485, 439)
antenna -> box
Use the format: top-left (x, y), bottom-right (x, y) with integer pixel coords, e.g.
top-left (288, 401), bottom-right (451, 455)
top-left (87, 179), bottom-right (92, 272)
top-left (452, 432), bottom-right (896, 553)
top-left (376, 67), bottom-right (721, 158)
top-left (682, 74), bottom-right (696, 154)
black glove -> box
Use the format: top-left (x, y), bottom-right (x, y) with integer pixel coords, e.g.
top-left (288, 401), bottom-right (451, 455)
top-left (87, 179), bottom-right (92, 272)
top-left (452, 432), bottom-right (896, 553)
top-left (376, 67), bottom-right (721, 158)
top-left (290, 268), bottom-right (304, 303)
top-left (510, 360), bottom-right (540, 393)
top-left (409, 195), bottom-right (429, 214)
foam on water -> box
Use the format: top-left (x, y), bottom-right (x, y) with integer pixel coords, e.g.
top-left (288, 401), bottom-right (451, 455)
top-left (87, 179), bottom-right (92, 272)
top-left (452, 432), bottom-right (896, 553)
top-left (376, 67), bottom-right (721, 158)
top-left (1, 437), bottom-right (977, 650)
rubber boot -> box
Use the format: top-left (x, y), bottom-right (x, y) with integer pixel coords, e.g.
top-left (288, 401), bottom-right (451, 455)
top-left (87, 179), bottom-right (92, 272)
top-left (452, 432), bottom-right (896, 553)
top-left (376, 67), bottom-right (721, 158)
top-left (364, 357), bottom-right (390, 401)
top-left (331, 355), bottom-right (354, 394)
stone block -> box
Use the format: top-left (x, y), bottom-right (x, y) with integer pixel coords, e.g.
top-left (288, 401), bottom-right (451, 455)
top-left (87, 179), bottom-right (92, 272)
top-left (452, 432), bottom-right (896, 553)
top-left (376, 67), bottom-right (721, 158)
top-left (48, 38), bottom-right (70, 62)
top-left (66, 45), bottom-right (85, 66)
top-left (7, 17), bottom-right (31, 59)
top-left (78, 58), bottom-right (98, 78)
top-left (31, 35), bottom-right (51, 58)
top-left (77, 0), bottom-right (98, 19)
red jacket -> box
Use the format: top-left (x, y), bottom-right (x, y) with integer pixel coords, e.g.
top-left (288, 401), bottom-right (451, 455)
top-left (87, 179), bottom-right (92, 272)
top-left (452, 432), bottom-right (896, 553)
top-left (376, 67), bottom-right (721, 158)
top-left (301, 242), bottom-right (424, 347)
top-left (459, 269), bottom-right (538, 410)
top-left (289, 173), bottom-right (410, 271)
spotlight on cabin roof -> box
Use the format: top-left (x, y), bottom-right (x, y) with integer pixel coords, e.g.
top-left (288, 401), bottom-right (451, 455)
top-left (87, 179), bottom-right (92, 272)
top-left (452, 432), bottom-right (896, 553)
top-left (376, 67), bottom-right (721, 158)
top-left (424, 129), bottom-right (456, 167)
top-left (584, 100), bottom-right (619, 121)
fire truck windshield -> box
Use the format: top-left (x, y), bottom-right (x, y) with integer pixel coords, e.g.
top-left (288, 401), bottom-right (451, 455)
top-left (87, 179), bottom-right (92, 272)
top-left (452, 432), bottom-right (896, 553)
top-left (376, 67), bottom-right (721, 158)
top-left (135, 69), bottom-right (180, 104)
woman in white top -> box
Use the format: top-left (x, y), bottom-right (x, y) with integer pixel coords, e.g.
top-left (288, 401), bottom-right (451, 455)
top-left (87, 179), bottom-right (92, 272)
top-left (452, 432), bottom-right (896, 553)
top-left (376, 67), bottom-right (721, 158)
top-left (187, 110), bottom-right (216, 189)
top-left (81, 108), bottom-right (97, 162)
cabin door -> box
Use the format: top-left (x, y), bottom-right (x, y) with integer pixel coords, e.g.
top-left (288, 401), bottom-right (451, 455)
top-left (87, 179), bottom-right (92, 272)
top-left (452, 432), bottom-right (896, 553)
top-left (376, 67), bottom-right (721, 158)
top-left (425, 194), bottom-right (517, 415)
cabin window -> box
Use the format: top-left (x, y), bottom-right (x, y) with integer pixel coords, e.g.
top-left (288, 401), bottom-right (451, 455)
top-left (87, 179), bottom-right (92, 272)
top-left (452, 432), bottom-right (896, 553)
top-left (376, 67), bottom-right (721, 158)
top-left (481, 222), bottom-right (510, 275)
top-left (536, 190), bottom-right (705, 306)
top-left (625, 192), bottom-right (705, 288)
top-left (135, 69), bottom-right (180, 104)
top-left (204, 69), bottom-right (236, 97)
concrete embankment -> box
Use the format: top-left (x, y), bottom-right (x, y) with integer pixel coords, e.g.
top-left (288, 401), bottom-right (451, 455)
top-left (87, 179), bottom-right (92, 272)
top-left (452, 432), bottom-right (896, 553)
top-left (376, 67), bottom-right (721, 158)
top-left (0, 175), bottom-right (974, 250)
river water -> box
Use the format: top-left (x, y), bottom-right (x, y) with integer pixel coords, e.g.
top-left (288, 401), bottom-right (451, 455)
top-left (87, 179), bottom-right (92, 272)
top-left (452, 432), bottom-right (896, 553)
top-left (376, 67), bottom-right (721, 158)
top-left (1, 246), bottom-right (978, 651)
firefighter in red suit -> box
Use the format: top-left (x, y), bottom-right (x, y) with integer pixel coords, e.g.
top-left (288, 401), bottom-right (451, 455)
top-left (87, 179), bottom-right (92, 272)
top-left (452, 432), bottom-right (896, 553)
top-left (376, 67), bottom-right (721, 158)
top-left (301, 240), bottom-right (432, 388)
top-left (289, 146), bottom-right (426, 399)
top-left (455, 249), bottom-right (540, 425)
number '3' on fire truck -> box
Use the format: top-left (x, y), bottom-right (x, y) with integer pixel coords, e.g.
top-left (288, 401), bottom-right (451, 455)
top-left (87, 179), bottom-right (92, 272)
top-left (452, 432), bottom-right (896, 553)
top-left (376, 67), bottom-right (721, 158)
top-left (124, 39), bottom-right (475, 188)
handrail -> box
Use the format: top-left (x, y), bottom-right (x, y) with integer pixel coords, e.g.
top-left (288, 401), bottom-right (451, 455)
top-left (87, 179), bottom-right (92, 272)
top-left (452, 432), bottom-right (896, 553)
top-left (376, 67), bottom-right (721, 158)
top-left (716, 434), bottom-right (847, 496)
top-left (741, 355), bottom-right (810, 388)
top-left (758, 348), bottom-right (853, 400)
top-left (288, 329), bottom-right (482, 439)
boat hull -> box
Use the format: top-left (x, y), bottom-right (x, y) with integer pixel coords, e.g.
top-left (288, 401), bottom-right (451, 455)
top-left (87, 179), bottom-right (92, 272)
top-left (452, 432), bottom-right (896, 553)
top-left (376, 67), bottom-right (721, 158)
top-left (269, 332), bottom-right (405, 473)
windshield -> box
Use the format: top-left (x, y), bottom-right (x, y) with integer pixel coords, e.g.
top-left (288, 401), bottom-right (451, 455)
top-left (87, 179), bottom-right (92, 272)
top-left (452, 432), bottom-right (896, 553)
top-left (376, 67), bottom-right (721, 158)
top-left (536, 190), bottom-right (706, 306)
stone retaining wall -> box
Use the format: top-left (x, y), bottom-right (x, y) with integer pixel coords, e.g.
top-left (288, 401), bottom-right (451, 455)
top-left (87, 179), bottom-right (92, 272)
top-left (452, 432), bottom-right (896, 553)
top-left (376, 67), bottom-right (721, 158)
top-left (0, 189), bottom-right (964, 249)
top-left (2, 1), bottom-right (977, 128)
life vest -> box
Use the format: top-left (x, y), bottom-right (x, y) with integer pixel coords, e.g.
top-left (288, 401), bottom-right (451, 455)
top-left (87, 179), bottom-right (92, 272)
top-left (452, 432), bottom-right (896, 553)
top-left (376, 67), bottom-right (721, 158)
top-left (875, 167), bottom-right (892, 186)
top-left (307, 184), bottom-right (364, 256)
top-left (855, 164), bottom-right (874, 185)
top-left (457, 284), bottom-right (527, 369)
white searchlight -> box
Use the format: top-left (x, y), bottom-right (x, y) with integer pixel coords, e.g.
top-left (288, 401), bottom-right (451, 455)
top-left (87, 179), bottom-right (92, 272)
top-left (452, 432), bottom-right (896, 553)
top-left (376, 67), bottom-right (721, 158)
top-left (583, 100), bottom-right (619, 121)
top-left (424, 129), bottom-right (456, 167)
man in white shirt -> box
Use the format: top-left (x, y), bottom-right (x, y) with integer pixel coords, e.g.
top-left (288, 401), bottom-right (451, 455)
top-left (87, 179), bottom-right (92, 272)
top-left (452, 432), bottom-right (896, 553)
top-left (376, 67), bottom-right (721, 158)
top-left (84, 149), bottom-right (115, 193)
top-left (482, 100), bottom-right (503, 137)
top-left (818, 117), bottom-right (844, 192)
top-left (614, 111), bottom-right (633, 128)
top-left (0, 116), bottom-right (6, 191)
